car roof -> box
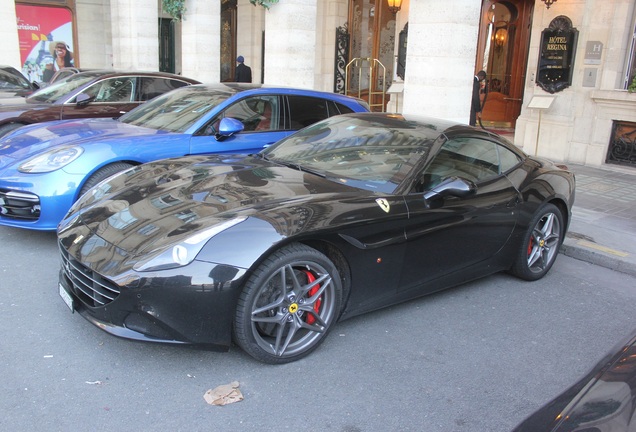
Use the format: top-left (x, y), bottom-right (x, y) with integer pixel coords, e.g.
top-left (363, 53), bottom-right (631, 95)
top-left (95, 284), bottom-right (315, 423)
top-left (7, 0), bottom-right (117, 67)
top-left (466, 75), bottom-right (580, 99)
top-left (325, 112), bottom-right (526, 154)
top-left (68, 70), bottom-right (201, 84)
top-left (183, 83), bottom-right (368, 104)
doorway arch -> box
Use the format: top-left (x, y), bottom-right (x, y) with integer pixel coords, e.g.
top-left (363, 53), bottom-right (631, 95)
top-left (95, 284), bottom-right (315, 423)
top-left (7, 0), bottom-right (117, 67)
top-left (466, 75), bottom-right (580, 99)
top-left (476, 0), bottom-right (534, 128)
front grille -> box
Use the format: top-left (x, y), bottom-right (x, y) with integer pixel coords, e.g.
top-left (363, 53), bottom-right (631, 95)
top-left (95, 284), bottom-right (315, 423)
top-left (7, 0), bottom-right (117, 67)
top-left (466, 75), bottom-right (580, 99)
top-left (0, 189), bottom-right (40, 220)
top-left (59, 243), bottom-right (121, 307)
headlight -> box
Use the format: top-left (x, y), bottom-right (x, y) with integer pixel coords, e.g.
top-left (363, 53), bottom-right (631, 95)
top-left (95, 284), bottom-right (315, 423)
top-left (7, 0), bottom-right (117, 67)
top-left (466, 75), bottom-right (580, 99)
top-left (133, 217), bottom-right (248, 272)
top-left (19, 146), bottom-right (84, 173)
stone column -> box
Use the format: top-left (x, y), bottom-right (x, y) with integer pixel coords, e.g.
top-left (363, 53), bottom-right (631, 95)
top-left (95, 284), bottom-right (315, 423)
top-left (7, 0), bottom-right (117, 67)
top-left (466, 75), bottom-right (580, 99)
top-left (402, 0), bottom-right (481, 123)
top-left (263, 0), bottom-right (318, 88)
top-left (3, 1), bottom-right (22, 69)
top-left (110, 0), bottom-right (158, 70)
top-left (76, 0), bottom-right (113, 67)
top-left (315, 0), bottom-right (348, 92)
top-left (236, 0), bottom-right (265, 84)
top-left (181, 0), bottom-right (220, 83)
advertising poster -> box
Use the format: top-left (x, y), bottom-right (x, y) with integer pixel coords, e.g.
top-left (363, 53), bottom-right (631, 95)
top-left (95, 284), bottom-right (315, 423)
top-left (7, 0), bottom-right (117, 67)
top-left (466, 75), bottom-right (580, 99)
top-left (15, 5), bottom-right (75, 83)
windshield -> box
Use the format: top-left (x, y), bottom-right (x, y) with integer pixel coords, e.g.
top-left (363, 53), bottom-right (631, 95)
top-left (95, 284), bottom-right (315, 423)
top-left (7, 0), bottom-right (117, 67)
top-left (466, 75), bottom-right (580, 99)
top-left (119, 87), bottom-right (230, 133)
top-left (0, 68), bottom-right (31, 90)
top-left (26, 72), bottom-right (103, 103)
top-left (263, 114), bottom-right (438, 194)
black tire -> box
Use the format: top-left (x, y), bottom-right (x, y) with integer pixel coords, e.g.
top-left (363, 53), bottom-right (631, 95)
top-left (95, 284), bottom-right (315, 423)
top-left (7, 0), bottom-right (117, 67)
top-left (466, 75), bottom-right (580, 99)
top-left (79, 163), bottom-right (133, 197)
top-left (0, 122), bottom-right (24, 138)
top-left (510, 203), bottom-right (565, 281)
top-left (234, 243), bottom-right (342, 364)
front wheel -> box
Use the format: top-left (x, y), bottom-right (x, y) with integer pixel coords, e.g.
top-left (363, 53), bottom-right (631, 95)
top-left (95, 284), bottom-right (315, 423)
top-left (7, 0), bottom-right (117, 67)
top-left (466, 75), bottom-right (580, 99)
top-left (234, 243), bottom-right (342, 364)
top-left (510, 203), bottom-right (565, 281)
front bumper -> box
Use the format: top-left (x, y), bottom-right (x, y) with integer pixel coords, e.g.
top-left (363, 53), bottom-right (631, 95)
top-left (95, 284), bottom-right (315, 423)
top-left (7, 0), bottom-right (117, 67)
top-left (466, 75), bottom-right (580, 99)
top-left (58, 235), bottom-right (247, 350)
top-left (0, 169), bottom-right (82, 230)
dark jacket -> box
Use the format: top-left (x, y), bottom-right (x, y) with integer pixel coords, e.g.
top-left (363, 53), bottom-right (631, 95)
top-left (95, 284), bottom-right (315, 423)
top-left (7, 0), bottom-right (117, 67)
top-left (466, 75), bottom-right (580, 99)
top-left (235, 63), bottom-right (252, 83)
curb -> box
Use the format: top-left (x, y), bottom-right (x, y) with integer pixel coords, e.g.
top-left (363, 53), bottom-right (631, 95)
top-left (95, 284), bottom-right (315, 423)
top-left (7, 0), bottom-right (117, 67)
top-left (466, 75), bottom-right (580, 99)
top-left (560, 238), bottom-right (636, 278)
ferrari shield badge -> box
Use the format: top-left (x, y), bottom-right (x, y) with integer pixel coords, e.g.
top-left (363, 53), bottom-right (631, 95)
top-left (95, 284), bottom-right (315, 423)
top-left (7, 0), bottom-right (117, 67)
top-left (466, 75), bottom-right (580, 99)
top-left (375, 198), bottom-right (390, 213)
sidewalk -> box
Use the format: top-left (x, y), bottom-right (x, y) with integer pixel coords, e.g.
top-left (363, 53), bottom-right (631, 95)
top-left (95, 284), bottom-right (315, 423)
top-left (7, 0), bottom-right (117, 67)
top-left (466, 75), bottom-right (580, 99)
top-left (559, 163), bottom-right (636, 277)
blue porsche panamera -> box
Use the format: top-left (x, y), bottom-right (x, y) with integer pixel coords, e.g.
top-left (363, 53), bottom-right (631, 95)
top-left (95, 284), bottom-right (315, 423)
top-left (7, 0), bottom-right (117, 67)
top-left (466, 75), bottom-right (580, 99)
top-left (0, 84), bottom-right (369, 230)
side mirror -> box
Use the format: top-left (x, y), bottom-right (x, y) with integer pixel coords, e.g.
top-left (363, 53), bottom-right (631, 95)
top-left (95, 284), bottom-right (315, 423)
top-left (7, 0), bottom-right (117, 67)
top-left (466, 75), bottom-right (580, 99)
top-left (76, 93), bottom-right (94, 106)
top-left (423, 176), bottom-right (476, 201)
top-left (215, 117), bottom-right (244, 141)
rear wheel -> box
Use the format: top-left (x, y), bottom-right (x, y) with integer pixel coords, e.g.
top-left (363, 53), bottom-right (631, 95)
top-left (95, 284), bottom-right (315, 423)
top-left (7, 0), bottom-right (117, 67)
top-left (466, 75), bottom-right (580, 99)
top-left (234, 243), bottom-right (342, 364)
top-left (510, 203), bottom-right (564, 281)
top-left (79, 163), bottom-right (133, 197)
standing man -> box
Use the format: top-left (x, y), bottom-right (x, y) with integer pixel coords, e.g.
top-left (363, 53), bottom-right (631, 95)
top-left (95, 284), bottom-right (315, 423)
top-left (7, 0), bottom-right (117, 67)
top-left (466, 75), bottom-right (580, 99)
top-left (470, 70), bottom-right (487, 126)
top-left (235, 56), bottom-right (252, 83)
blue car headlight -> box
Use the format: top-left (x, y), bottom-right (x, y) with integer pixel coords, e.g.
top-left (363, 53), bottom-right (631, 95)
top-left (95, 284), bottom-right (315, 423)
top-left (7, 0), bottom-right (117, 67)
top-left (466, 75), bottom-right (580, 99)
top-left (19, 146), bottom-right (84, 173)
top-left (133, 217), bottom-right (248, 272)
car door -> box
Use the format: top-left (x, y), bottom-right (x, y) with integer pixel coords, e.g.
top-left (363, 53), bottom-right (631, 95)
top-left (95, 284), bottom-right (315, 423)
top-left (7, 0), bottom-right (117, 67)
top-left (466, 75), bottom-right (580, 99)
top-left (398, 135), bottom-right (521, 295)
top-left (189, 94), bottom-right (290, 155)
top-left (59, 76), bottom-right (139, 120)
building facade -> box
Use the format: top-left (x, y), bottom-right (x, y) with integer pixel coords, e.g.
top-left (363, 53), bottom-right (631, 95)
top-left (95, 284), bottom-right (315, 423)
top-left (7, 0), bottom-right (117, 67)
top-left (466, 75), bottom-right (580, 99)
top-left (4, 0), bottom-right (636, 169)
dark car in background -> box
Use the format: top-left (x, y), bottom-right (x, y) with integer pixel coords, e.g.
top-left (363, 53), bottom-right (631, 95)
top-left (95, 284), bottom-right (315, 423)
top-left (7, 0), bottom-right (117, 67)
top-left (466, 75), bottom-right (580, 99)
top-left (0, 70), bottom-right (200, 137)
top-left (46, 67), bottom-right (92, 85)
top-left (514, 329), bottom-right (636, 431)
top-left (57, 113), bottom-right (575, 364)
top-left (0, 65), bottom-right (39, 105)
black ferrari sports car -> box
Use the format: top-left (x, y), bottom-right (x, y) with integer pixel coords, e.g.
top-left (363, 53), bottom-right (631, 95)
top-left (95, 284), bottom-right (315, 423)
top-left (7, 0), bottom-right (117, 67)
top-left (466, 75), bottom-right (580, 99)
top-left (57, 113), bottom-right (575, 364)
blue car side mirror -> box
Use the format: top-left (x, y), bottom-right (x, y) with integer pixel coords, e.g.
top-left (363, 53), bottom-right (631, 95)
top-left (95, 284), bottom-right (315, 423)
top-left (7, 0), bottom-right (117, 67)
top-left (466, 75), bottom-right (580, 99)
top-left (216, 117), bottom-right (244, 140)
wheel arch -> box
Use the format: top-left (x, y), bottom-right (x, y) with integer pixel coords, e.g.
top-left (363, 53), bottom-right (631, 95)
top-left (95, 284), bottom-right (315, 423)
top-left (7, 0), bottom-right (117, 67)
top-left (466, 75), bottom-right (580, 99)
top-left (301, 239), bottom-right (353, 318)
top-left (547, 197), bottom-right (571, 233)
top-left (74, 159), bottom-right (141, 201)
top-left (0, 121), bottom-right (29, 136)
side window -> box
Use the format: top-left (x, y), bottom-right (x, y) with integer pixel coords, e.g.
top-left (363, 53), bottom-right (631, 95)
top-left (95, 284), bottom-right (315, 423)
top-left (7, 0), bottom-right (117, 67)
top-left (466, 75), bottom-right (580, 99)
top-left (138, 78), bottom-right (189, 101)
top-left (497, 144), bottom-right (522, 173)
top-left (287, 96), bottom-right (331, 130)
top-left (420, 137), bottom-right (501, 190)
top-left (88, 77), bottom-right (135, 103)
top-left (222, 96), bottom-right (280, 132)
top-left (203, 95), bottom-right (280, 135)
top-left (335, 102), bottom-right (355, 115)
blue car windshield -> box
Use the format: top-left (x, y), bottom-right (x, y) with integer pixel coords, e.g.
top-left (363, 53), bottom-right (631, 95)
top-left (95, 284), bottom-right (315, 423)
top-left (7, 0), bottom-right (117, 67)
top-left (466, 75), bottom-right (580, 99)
top-left (263, 114), bottom-right (438, 194)
top-left (26, 72), bottom-right (103, 103)
top-left (119, 88), bottom-right (229, 133)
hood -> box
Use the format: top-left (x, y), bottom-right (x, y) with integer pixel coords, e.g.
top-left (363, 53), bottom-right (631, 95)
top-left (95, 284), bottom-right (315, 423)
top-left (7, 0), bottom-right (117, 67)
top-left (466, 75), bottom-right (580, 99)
top-left (61, 155), bottom-right (364, 256)
top-left (0, 118), bottom-right (169, 166)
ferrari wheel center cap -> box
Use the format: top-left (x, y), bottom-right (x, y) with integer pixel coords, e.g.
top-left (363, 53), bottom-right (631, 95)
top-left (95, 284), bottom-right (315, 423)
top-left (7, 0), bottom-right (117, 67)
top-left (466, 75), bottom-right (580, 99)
top-left (539, 239), bottom-right (545, 248)
top-left (289, 303), bottom-right (299, 314)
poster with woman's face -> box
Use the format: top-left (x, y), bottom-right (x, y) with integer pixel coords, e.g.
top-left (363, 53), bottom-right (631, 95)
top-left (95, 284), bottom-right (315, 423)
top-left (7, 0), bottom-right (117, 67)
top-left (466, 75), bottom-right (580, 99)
top-left (15, 5), bottom-right (75, 83)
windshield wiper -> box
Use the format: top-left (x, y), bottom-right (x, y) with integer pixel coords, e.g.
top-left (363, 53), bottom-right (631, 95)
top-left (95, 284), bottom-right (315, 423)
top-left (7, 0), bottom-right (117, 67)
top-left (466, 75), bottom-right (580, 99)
top-left (270, 159), bottom-right (327, 178)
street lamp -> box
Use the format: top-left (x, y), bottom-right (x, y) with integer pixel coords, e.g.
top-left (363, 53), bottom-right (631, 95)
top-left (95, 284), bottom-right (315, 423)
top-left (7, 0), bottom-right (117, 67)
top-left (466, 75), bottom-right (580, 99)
top-left (541, 0), bottom-right (557, 8)
top-left (387, 0), bottom-right (402, 14)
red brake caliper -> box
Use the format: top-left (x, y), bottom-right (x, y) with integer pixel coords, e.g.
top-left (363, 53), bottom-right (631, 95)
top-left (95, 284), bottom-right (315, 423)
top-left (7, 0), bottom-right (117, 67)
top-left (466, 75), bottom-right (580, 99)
top-left (302, 270), bottom-right (321, 325)
top-left (527, 238), bottom-right (534, 256)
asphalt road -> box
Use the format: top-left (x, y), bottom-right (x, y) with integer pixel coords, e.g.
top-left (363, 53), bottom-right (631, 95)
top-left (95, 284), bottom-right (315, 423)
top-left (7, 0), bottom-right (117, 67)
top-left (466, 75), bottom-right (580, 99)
top-left (1, 225), bottom-right (635, 432)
